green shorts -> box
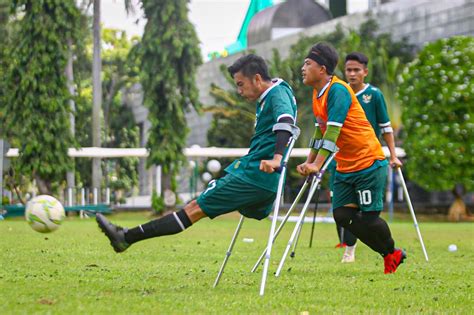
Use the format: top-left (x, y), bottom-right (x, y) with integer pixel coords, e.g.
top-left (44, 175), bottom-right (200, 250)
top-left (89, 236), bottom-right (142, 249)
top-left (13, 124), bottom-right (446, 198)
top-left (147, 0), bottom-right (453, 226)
top-left (332, 163), bottom-right (388, 211)
top-left (197, 173), bottom-right (276, 220)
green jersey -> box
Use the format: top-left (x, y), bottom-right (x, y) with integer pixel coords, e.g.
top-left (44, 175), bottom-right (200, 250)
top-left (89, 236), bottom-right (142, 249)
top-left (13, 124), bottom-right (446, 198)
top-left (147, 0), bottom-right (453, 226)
top-left (355, 84), bottom-right (391, 138)
top-left (225, 79), bottom-right (297, 192)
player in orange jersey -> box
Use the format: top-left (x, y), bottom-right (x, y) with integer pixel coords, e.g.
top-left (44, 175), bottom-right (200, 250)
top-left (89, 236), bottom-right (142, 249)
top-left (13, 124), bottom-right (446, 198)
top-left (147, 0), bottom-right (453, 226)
top-left (297, 42), bottom-right (405, 274)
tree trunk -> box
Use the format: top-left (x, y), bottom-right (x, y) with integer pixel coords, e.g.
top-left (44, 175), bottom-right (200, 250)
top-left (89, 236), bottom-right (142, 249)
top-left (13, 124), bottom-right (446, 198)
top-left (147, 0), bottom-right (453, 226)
top-left (92, 0), bottom-right (102, 199)
top-left (448, 184), bottom-right (472, 222)
top-left (35, 175), bottom-right (51, 195)
top-left (448, 197), bottom-right (468, 222)
top-left (66, 39), bottom-right (75, 194)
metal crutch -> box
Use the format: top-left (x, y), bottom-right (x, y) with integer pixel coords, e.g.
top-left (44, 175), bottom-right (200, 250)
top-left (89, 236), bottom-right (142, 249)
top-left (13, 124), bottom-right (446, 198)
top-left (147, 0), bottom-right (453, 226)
top-left (259, 129), bottom-right (299, 296)
top-left (251, 175), bottom-right (315, 273)
top-left (285, 179), bottom-right (322, 257)
top-left (291, 183), bottom-right (322, 255)
top-left (290, 222), bottom-right (303, 258)
top-left (308, 183), bottom-right (321, 248)
top-left (213, 215), bottom-right (245, 287)
top-left (397, 168), bottom-right (429, 262)
top-left (291, 182), bottom-right (322, 255)
top-left (275, 153), bottom-right (336, 277)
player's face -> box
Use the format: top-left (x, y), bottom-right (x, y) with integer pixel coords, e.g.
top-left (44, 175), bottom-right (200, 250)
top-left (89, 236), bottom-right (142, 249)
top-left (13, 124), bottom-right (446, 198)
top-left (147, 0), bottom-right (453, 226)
top-left (345, 60), bottom-right (368, 86)
top-left (233, 71), bottom-right (261, 102)
top-left (301, 58), bottom-right (325, 86)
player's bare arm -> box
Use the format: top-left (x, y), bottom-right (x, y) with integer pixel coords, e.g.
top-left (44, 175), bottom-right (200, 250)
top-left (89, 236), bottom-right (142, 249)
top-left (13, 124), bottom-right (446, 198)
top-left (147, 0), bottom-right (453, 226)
top-left (383, 132), bottom-right (403, 168)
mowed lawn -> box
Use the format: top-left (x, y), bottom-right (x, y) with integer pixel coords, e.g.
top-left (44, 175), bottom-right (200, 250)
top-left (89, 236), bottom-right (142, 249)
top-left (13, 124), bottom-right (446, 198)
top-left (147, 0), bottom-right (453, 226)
top-left (1, 212), bottom-right (473, 314)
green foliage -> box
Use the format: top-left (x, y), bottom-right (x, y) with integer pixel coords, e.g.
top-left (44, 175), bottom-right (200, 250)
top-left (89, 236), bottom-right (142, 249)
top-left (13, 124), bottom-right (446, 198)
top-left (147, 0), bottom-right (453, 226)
top-left (100, 29), bottom-right (140, 192)
top-left (4, 0), bottom-right (83, 193)
top-left (0, 0), bottom-right (9, 109)
top-left (2, 195), bottom-right (9, 205)
top-left (151, 189), bottom-right (165, 215)
top-left (1, 215), bottom-right (473, 313)
top-left (134, 0), bottom-right (201, 176)
top-left (398, 36), bottom-right (474, 191)
top-left (206, 64), bottom-right (255, 148)
top-left (73, 27), bottom-right (140, 191)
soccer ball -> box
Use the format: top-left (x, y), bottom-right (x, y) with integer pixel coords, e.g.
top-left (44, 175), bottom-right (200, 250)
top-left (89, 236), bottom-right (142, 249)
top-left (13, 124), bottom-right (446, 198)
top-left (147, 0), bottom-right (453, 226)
top-left (25, 195), bottom-right (65, 233)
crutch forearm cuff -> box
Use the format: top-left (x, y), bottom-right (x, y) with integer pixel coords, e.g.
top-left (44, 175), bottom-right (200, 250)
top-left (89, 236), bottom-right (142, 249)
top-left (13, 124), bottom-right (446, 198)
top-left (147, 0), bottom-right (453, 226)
top-left (320, 140), bottom-right (338, 153)
top-left (272, 123), bottom-right (300, 139)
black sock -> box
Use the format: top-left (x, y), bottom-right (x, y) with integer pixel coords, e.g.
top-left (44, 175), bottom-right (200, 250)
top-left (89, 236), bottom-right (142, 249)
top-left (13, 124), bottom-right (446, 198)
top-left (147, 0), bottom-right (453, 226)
top-left (359, 211), bottom-right (395, 255)
top-left (336, 224), bottom-right (343, 242)
top-left (343, 228), bottom-right (358, 247)
top-left (335, 224), bottom-right (357, 246)
top-left (333, 207), bottom-right (385, 255)
top-left (124, 209), bottom-right (192, 244)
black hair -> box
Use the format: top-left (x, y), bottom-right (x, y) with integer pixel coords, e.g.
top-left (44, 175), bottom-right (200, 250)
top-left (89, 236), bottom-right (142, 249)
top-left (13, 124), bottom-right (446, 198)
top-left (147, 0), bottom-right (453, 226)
top-left (227, 54), bottom-right (272, 81)
top-left (308, 42), bottom-right (338, 75)
top-left (345, 52), bottom-right (369, 66)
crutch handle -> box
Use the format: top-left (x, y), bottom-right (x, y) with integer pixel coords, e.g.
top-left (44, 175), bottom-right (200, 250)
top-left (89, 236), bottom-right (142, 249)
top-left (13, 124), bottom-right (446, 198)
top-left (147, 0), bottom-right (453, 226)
top-left (274, 162), bottom-right (288, 174)
top-left (305, 169), bottom-right (325, 182)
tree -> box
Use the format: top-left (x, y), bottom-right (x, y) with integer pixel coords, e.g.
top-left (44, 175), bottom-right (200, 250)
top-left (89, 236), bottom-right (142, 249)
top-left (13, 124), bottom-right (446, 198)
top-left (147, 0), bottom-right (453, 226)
top-left (134, 0), bottom-right (201, 192)
top-left (73, 27), bottom-right (140, 198)
top-left (102, 29), bottom-right (140, 198)
top-left (0, 0), bottom-right (10, 124)
top-left (398, 36), bottom-right (474, 198)
top-left (4, 0), bottom-right (82, 195)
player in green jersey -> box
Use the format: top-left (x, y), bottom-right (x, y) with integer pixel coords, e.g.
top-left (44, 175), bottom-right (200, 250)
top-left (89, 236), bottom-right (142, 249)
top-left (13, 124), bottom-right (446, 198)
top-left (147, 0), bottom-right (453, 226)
top-left (333, 52), bottom-right (403, 263)
top-left (95, 54), bottom-right (298, 253)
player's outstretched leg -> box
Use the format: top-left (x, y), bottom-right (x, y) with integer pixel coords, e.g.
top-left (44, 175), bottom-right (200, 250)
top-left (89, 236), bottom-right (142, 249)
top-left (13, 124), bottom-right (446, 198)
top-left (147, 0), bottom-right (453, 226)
top-left (97, 201), bottom-right (199, 253)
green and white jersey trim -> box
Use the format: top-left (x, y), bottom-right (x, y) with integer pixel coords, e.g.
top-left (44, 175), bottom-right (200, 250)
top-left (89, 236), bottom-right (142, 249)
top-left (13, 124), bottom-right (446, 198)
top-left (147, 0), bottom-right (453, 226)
top-left (258, 78), bottom-right (282, 103)
top-left (378, 121), bottom-right (393, 133)
top-left (317, 79), bottom-right (331, 98)
top-left (327, 121), bottom-right (343, 127)
top-left (277, 113), bottom-right (295, 123)
top-left (355, 83), bottom-right (370, 97)
top-left (354, 83), bottom-right (392, 138)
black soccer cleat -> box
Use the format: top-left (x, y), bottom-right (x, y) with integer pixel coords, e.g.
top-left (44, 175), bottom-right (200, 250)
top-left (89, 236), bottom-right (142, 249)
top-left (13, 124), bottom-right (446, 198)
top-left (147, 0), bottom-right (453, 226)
top-left (96, 213), bottom-right (130, 253)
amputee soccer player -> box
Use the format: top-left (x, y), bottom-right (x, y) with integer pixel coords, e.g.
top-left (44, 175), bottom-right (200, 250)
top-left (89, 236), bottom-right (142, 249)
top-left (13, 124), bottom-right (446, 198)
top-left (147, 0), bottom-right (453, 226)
top-left (332, 52), bottom-right (404, 263)
top-left (96, 54), bottom-right (298, 254)
top-left (298, 42), bottom-right (405, 274)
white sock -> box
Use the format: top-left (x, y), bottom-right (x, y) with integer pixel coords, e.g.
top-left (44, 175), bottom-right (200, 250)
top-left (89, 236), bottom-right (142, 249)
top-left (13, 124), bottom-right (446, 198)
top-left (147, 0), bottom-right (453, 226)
top-left (345, 244), bottom-right (357, 256)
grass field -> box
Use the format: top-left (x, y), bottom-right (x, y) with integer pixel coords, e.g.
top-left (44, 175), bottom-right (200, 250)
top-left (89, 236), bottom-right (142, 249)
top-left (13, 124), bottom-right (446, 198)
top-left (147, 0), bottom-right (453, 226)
top-left (1, 212), bottom-right (473, 314)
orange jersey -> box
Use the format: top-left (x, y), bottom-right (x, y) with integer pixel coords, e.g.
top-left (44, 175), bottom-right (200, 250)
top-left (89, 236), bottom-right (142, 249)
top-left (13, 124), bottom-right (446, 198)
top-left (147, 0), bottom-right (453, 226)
top-left (312, 76), bottom-right (385, 173)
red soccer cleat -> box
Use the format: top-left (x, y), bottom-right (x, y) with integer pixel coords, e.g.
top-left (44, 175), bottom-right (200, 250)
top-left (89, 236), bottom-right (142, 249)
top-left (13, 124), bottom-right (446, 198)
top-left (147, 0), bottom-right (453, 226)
top-left (384, 248), bottom-right (407, 274)
top-left (335, 242), bottom-right (347, 248)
